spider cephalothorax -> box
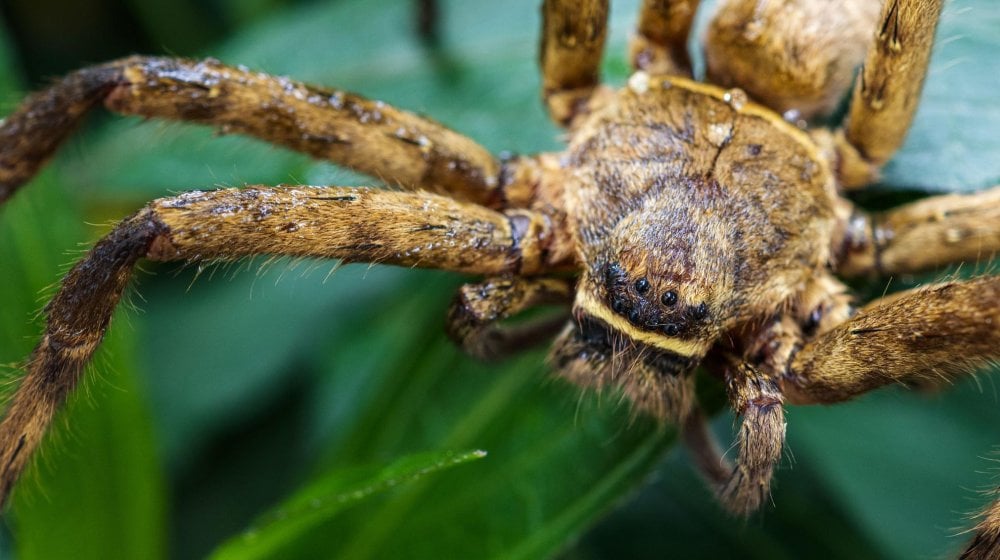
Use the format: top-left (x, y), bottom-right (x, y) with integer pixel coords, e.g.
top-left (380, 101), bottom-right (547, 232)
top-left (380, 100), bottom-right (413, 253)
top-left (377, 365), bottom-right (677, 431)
top-left (567, 76), bottom-right (835, 333)
top-left (1, 0), bottom-right (1000, 557)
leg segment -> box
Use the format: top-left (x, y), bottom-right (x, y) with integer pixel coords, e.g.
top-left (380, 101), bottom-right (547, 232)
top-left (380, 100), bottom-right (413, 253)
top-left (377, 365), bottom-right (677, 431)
top-left (679, 405), bottom-right (730, 487)
top-left (0, 185), bottom-right (558, 506)
top-left (145, 186), bottom-right (555, 274)
top-left (415, 0), bottom-right (440, 45)
top-left (0, 56), bottom-right (503, 207)
top-left (539, 0), bottom-right (610, 127)
top-left (783, 276), bottom-right (1000, 405)
top-left (630, 0), bottom-right (700, 77)
top-left (835, 186), bottom-right (1000, 277)
top-left (446, 276), bottom-right (573, 361)
top-left (837, 0), bottom-right (945, 187)
top-left (718, 363), bottom-right (785, 515)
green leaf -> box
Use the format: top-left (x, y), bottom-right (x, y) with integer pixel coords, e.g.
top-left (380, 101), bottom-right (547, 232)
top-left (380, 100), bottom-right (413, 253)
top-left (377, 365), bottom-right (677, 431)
top-left (211, 449), bottom-right (487, 560)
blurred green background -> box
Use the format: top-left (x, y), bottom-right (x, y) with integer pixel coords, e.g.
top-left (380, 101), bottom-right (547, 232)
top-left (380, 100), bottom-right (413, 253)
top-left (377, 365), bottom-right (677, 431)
top-left (0, 0), bottom-right (998, 558)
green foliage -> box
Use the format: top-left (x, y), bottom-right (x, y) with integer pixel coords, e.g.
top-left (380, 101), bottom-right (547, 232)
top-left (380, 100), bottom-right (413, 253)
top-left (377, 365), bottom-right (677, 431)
top-left (0, 1), bottom-right (998, 559)
top-left (211, 449), bottom-right (488, 560)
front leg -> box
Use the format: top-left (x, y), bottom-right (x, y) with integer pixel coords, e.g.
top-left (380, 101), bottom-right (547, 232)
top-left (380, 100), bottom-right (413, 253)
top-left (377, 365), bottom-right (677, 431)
top-left (717, 361), bottom-right (786, 515)
top-left (0, 185), bottom-right (562, 507)
top-left (701, 317), bottom-right (797, 515)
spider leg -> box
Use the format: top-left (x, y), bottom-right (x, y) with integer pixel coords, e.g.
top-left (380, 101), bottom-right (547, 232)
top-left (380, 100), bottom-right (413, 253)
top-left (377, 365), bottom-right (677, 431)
top-left (696, 314), bottom-right (799, 515)
top-left (629, 0), bottom-right (700, 77)
top-left (783, 276), bottom-right (1000, 405)
top-left (0, 185), bottom-right (562, 506)
top-left (679, 404), bottom-right (730, 488)
top-left (784, 275), bottom-right (1000, 557)
top-left (540, 0), bottom-right (611, 127)
top-left (446, 276), bottom-right (573, 361)
top-left (834, 186), bottom-right (1000, 277)
top-left (415, 0), bottom-right (440, 46)
top-left (716, 362), bottom-right (785, 515)
top-left (0, 56), bottom-right (504, 207)
top-left (834, 0), bottom-right (945, 188)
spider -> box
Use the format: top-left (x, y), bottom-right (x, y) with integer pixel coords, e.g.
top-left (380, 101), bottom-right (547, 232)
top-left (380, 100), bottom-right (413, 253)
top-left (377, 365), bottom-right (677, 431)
top-left (1, 0), bottom-right (999, 557)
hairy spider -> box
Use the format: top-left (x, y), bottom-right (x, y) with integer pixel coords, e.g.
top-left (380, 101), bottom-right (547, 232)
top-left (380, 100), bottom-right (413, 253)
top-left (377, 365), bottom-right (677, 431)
top-left (1, 0), bottom-right (999, 557)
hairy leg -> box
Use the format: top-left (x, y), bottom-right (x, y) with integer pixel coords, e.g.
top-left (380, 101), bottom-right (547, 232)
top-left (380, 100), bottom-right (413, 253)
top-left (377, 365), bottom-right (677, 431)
top-left (783, 276), bottom-right (1000, 405)
top-left (447, 276), bottom-right (573, 361)
top-left (784, 275), bottom-right (1000, 557)
top-left (0, 185), bottom-right (561, 506)
top-left (630, 0), bottom-right (700, 77)
top-left (835, 0), bottom-right (944, 188)
top-left (834, 186), bottom-right (1000, 277)
top-left (691, 315), bottom-right (799, 515)
top-left (539, 0), bottom-right (610, 127)
top-left (0, 56), bottom-right (504, 206)
top-left (717, 362), bottom-right (785, 515)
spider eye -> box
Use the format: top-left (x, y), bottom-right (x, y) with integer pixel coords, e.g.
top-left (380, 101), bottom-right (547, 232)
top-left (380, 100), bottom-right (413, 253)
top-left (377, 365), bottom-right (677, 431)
top-left (628, 308), bottom-right (642, 324)
top-left (692, 302), bottom-right (708, 319)
top-left (661, 291), bottom-right (678, 306)
top-left (634, 277), bottom-right (650, 294)
top-left (604, 262), bottom-right (626, 287)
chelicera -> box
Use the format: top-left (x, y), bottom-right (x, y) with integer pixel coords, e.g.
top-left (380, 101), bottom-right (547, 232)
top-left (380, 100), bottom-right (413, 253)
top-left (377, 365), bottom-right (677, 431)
top-left (1, 0), bottom-right (999, 557)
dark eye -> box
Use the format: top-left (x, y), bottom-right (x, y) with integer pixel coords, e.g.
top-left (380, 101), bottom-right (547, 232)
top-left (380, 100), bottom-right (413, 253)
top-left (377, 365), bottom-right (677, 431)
top-left (661, 291), bottom-right (678, 306)
top-left (611, 297), bottom-right (628, 314)
top-left (692, 302), bottom-right (708, 319)
top-left (628, 308), bottom-right (642, 324)
top-left (604, 262), bottom-right (625, 285)
top-left (634, 277), bottom-right (650, 294)
top-left (663, 323), bottom-right (679, 336)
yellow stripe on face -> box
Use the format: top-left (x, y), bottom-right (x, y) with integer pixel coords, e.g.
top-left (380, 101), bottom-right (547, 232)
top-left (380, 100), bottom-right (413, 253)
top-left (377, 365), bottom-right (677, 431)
top-left (576, 290), bottom-right (710, 357)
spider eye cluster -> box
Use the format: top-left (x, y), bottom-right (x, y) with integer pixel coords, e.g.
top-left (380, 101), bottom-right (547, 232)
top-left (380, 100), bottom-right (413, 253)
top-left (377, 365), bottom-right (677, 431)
top-left (602, 261), bottom-right (710, 337)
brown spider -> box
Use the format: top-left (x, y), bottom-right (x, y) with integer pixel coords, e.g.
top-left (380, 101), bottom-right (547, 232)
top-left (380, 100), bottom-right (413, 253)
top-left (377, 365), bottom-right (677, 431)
top-left (1, 0), bottom-right (999, 556)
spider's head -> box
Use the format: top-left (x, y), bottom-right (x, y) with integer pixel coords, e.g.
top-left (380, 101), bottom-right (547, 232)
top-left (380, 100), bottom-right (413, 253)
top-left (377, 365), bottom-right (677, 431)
top-left (576, 201), bottom-right (736, 356)
top-left (549, 206), bottom-right (735, 421)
